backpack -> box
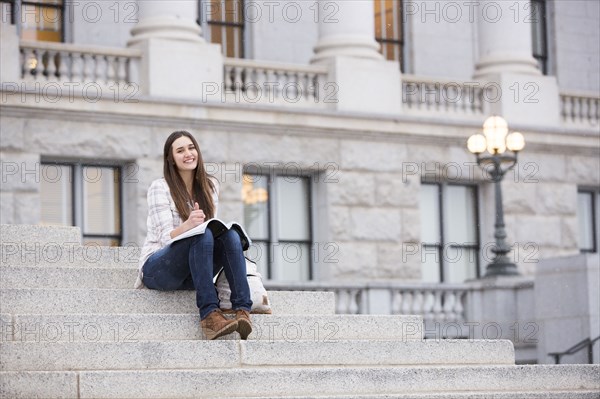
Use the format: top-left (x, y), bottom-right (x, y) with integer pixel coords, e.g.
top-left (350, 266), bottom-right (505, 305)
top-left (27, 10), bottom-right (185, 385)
top-left (215, 257), bottom-right (272, 314)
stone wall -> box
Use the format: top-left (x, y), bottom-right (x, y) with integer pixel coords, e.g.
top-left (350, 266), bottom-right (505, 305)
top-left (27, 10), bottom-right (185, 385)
top-left (553, 0), bottom-right (600, 92)
top-left (1, 96), bottom-right (598, 282)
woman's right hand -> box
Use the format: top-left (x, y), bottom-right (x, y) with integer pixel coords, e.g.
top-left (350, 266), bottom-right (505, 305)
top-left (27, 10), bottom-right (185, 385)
top-left (186, 202), bottom-right (206, 229)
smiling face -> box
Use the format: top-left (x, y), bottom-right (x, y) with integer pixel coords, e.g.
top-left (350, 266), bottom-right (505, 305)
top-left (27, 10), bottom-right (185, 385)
top-left (171, 136), bottom-right (199, 173)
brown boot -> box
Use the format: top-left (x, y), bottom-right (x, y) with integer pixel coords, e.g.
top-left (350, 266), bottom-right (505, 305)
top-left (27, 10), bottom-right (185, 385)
top-left (235, 309), bottom-right (252, 340)
top-left (201, 309), bottom-right (239, 340)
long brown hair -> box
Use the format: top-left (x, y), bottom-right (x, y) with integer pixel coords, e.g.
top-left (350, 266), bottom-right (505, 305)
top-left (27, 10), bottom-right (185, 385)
top-left (163, 131), bottom-right (215, 221)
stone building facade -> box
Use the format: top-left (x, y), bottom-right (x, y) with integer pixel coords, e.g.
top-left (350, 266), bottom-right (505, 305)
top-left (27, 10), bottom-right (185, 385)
top-left (1, 0), bottom-right (599, 363)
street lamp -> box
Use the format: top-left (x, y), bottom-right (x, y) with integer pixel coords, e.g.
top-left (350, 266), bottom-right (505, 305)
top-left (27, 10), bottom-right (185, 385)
top-left (467, 116), bottom-right (525, 277)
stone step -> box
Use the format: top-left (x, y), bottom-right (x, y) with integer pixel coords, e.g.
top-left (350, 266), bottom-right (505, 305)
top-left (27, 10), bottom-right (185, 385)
top-left (1, 313), bottom-right (424, 342)
top-left (0, 265), bottom-right (138, 289)
top-left (0, 288), bottom-right (335, 315)
top-left (0, 339), bottom-right (515, 371)
top-left (0, 224), bottom-right (81, 246)
top-left (0, 243), bottom-right (139, 269)
top-left (1, 365), bottom-right (598, 399)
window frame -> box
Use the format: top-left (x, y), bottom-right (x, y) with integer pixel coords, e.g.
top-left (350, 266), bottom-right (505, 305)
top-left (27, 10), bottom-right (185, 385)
top-left (198, 0), bottom-right (245, 59)
top-left (41, 161), bottom-right (124, 246)
top-left (531, 0), bottom-right (548, 75)
top-left (5, 0), bottom-right (65, 42)
top-left (421, 181), bottom-right (482, 283)
top-left (578, 189), bottom-right (599, 254)
top-left (243, 171), bottom-right (314, 281)
top-left (374, 0), bottom-right (406, 72)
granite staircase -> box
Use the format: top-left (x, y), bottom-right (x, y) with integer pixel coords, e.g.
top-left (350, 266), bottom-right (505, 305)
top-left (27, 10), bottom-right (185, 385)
top-left (1, 224), bottom-right (598, 398)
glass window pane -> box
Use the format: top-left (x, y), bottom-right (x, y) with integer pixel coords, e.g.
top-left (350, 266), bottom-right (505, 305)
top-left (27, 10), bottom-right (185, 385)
top-left (83, 167), bottom-right (120, 235)
top-left (444, 185), bottom-right (478, 243)
top-left (243, 174), bottom-right (269, 240)
top-left (21, 5), bottom-right (62, 42)
top-left (421, 245), bottom-right (441, 283)
top-left (277, 176), bottom-right (310, 241)
top-left (40, 164), bottom-right (72, 226)
top-left (578, 192), bottom-right (595, 251)
top-left (445, 247), bottom-right (478, 283)
top-left (273, 242), bottom-right (309, 282)
top-left (420, 184), bottom-right (441, 244)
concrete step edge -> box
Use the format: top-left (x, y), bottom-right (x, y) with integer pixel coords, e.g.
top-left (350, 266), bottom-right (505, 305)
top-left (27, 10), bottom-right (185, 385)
top-left (0, 339), bottom-right (516, 371)
top-left (1, 313), bottom-right (425, 342)
top-left (1, 365), bottom-right (598, 399)
top-left (0, 288), bottom-right (336, 315)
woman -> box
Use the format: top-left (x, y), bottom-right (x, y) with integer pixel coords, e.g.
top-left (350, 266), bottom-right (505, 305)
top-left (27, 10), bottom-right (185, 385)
top-left (136, 131), bottom-right (253, 340)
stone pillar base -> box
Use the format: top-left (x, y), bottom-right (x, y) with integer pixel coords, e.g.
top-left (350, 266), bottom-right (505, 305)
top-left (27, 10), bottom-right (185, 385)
top-left (130, 38), bottom-right (223, 101)
top-left (482, 73), bottom-right (560, 128)
top-left (1, 23), bottom-right (20, 82)
top-left (311, 35), bottom-right (383, 64)
top-left (326, 56), bottom-right (402, 115)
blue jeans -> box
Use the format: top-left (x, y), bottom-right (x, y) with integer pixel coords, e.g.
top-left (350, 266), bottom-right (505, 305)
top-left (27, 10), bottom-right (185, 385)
top-left (142, 229), bottom-right (252, 320)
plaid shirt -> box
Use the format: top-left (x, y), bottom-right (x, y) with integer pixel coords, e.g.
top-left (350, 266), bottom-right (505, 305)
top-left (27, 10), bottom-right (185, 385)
top-left (135, 177), bottom-right (219, 288)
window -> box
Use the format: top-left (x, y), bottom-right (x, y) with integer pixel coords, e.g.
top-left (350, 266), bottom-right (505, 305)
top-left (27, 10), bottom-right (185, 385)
top-left (578, 190), bottom-right (599, 253)
top-left (242, 173), bottom-right (312, 281)
top-left (420, 183), bottom-right (480, 283)
top-left (40, 162), bottom-right (123, 246)
top-left (199, 0), bottom-right (244, 58)
top-left (2, 0), bottom-right (64, 42)
top-left (531, 0), bottom-right (548, 74)
top-left (374, 0), bottom-right (405, 72)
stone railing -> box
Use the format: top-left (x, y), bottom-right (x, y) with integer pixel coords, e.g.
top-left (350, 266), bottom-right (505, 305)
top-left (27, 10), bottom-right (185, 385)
top-left (19, 41), bottom-right (141, 88)
top-left (402, 74), bottom-right (490, 117)
top-left (560, 91), bottom-right (600, 127)
top-left (265, 281), bottom-right (470, 323)
top-left (223, 58), bottom-right (331, 107)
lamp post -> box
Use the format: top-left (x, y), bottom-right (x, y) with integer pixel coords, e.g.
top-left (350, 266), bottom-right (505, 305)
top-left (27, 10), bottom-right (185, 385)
top-left (467, 116), bottom-right (526, 277)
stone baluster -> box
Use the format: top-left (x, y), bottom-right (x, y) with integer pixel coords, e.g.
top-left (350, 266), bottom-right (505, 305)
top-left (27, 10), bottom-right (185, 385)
top-left (432, 291), bottom-right (443, 322)
top-left (106, 55), bottom-right (116, 85)
top-left (412, 290), bottom-right (424, 315)
top-left (443, 291), bottom-right (456, 322)
top-left (57, 51), bottom-right (69, 81)
top-left (224, 65), bottom-right (233, 92)
top-left (233, 66), bottom-right (243, 92)
top-left (117, 57), bottom-right (127, 86)
top-left (82, 53), bottom-right (93, 83)
top-left (94, 54), bottom-right (105, 85)
top-left (246, 67), bottom-right (259, 100)
top-left (45, 50), bottom-right (57, 81)
top-left (32, 50), bottom-right (42, 80)
top-left (454, 291), bottom-right (465, 322)
top-left (422, 290), bottom-right (435, 322)
top-left (71, 53), bottom-right (83, 83)
top-left (335, 289), bottom-right (349, 314)
top-left (573, 98), bottom-right (582, 124)
top-left (391, 290), bottom-right (402, 315)
top-left (401, 291), bottom-right (412, 315)
top-left (348, 289), bottom-right (360, 314)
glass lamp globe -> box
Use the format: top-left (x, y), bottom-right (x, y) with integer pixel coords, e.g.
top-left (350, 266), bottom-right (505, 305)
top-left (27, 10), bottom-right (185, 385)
top-left (467, 134), bottom-right (487, 154)
top-left (483, 116), bottom-right (508, 154)
top-left (506, 132), bottom-right (525, 152)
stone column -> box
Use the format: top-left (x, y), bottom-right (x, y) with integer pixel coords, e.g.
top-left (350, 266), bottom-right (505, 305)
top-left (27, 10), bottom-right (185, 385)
top-left (473, 0), bottom-right (560, 127)
top-left (311, 0), bottom-right (383, 63)
top-left (474, 0), bottom-right (540, 78)
top-left (128, 1), bottom-right (203, 45)
top-left (0, 22), bottom-right (20, 82)
top-left (310, 0), bottom-right (401, 115)
top-left (127, 0), bottom-right (223, 100)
